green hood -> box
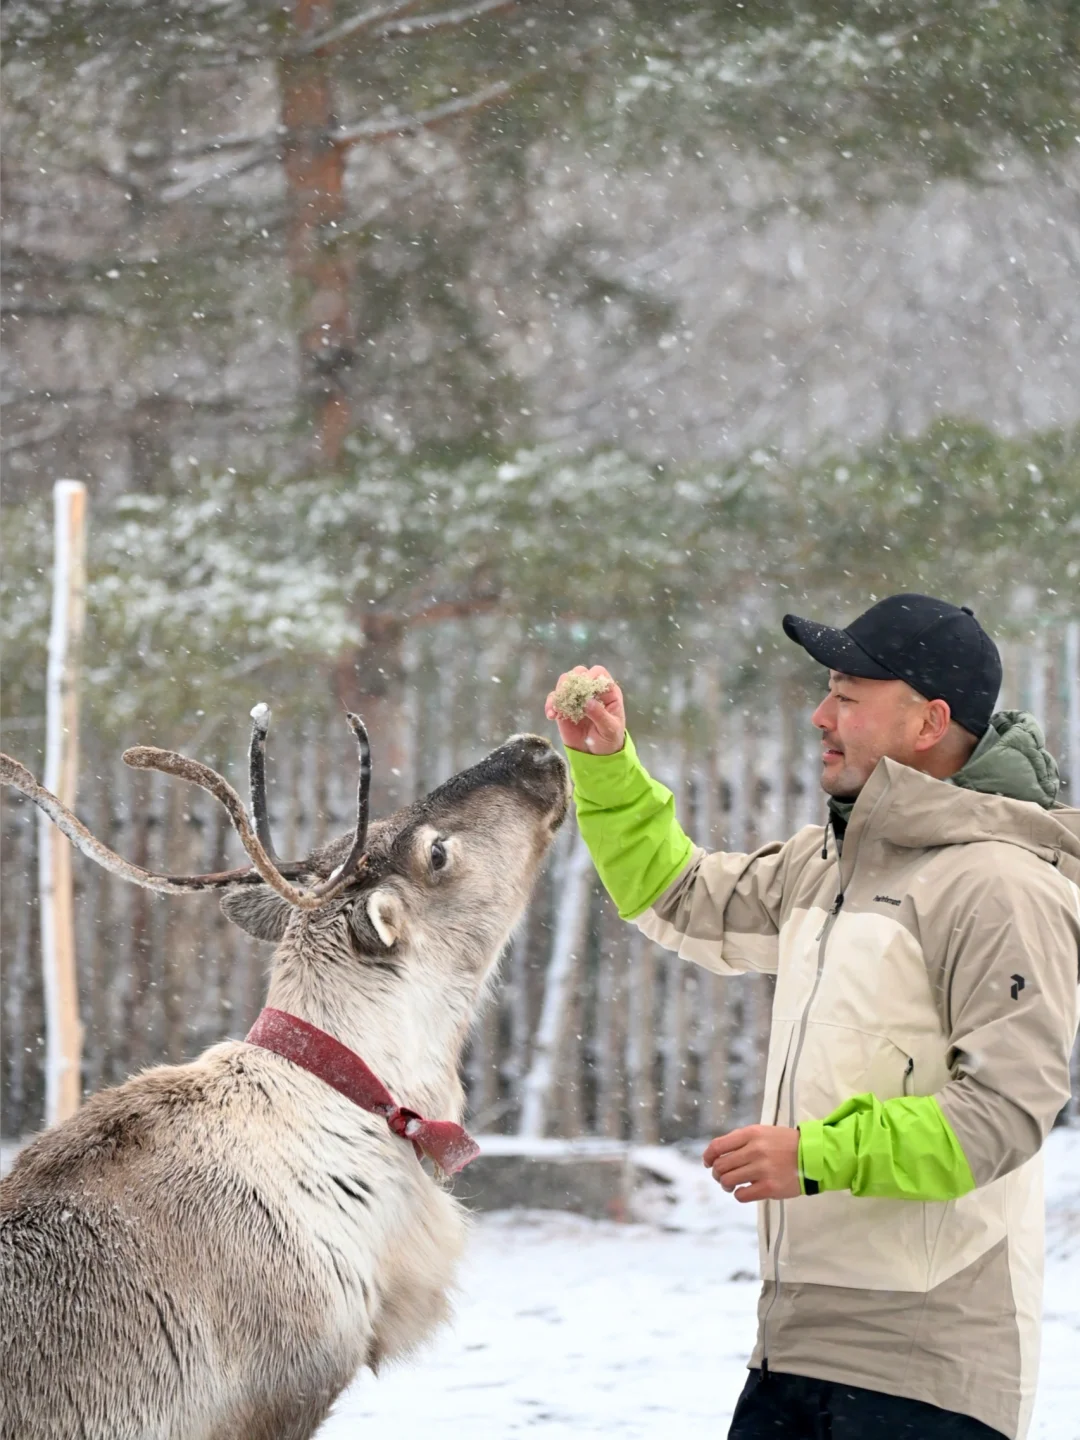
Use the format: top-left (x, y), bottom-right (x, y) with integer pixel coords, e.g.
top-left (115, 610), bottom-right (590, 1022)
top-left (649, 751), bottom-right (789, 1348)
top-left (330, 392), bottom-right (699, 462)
top-left (950, 710), bottom-right (1059, 809)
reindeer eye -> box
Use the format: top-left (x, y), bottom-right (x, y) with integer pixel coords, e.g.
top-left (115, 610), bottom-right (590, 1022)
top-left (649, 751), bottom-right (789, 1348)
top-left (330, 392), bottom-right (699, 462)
top-left (430, 838), bottom-right (448, 872)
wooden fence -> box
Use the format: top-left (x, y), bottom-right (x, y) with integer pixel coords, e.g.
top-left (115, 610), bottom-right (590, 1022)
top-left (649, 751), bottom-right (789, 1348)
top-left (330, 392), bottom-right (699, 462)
top-left (3, 616), bottom-right (1078, 1139)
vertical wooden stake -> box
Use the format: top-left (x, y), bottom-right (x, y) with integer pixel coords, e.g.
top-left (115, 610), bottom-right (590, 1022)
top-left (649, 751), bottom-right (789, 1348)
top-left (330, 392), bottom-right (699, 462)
top-left (39, 479), bottom-right (87, 1126)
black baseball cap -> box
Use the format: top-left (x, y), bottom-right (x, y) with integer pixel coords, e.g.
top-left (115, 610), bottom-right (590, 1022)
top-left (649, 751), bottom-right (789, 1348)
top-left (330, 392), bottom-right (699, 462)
top-left (782, 593), bottom-right (1002, 738)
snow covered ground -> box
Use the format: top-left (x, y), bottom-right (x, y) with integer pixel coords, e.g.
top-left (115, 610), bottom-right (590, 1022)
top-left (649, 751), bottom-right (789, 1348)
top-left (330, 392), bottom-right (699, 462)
top-left (319, 1127), bottom-right (1080, 1440)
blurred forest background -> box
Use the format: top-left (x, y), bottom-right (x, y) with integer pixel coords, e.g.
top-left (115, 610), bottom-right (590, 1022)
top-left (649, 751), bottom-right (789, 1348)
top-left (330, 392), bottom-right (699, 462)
top-left (3, 0), bottom-right (1079, 1139)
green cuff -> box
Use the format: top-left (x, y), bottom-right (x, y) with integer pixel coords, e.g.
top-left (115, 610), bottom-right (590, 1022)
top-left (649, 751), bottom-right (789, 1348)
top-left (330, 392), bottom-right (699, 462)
top-left (798, 1094), bottom-right (977, 1202)
top-left (797, 1120), bottom-right (831, 1195)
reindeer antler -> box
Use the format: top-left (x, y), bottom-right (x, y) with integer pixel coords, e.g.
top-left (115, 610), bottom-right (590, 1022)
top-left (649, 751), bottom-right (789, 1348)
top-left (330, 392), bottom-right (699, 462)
top-left (248, 702), bottom-right (282, 866)
top-left (2, 710), bottom-right (374, 909)
top-left (122, 745), bottom-right (334, 908)
top-left (0, 752), bottom-right (266, 895)
top-left (308, 712), bottom-right (371, 898)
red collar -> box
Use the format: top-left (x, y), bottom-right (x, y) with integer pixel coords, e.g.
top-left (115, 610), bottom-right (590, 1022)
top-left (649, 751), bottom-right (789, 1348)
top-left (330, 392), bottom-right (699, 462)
top-left (245, 1007), bottom-right (480, 1176)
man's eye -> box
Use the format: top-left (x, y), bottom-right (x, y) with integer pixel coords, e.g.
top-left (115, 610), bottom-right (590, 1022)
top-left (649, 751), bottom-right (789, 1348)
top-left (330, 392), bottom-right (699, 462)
top-left (431, 838), bottom-right (448, 871)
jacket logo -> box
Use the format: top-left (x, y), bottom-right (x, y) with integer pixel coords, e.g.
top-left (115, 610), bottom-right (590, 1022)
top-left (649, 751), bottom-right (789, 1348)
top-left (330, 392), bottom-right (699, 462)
top-left (874, 894), bottom-right (902, 906)
top-left (1010, 973), bottom-right (1025, 1001)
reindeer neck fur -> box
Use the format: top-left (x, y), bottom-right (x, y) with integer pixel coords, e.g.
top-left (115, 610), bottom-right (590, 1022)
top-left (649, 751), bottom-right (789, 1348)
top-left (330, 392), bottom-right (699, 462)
top-left (262, 916), bottom-right (501, 1123)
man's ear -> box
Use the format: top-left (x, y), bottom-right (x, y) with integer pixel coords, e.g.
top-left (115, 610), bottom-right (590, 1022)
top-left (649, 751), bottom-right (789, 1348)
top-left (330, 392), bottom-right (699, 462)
top-left (220, 886), bottom-right (291, 942)
top-left (348, 888), bottom-right (406, 952)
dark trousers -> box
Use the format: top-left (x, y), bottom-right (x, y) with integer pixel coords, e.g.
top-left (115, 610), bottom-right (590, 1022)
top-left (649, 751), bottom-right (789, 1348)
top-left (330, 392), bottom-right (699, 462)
top-left (729, 1369), bottom-right (1008, 1439)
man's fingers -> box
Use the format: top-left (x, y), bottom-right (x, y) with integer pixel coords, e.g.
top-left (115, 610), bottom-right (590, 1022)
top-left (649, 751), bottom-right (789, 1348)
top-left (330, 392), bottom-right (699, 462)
top-left (734, 1181), bottom-right (772, 1204)
top-left (703, 1128), bottom-right (754, 1167)
top-left (711, 1162), bottom-right (756, 1193)
top-left (709, 1148), bottom-right (751, 1179)
top-left (584, 697), bottom-right (620, 735)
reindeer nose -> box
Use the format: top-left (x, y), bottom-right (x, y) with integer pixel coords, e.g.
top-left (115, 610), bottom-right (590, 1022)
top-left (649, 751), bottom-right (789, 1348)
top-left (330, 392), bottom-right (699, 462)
top-left (505, 732), bottom-right (558, 761)
top-left (504, 733), bottom-right (566, 784)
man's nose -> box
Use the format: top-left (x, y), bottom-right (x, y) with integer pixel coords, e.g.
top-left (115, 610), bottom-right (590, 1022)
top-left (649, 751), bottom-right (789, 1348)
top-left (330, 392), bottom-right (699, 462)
top-left (811, 697), bottom-right (833, 731)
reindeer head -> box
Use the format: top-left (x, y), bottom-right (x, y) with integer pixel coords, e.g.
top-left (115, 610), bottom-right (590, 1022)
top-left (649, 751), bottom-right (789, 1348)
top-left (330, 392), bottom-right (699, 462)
top-left (2, 708), bottom-right (569, 1105)
top-left (220, 725), bottom-right (570, 991)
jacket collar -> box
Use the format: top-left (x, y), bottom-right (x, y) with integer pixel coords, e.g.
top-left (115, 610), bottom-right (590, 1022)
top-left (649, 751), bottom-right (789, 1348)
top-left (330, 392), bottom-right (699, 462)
top-left (842, 758), bottom-right (1080, 885)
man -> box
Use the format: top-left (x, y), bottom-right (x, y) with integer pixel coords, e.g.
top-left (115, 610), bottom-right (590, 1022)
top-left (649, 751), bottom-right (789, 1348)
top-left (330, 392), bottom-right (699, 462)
top-left (545, 594), bottom-right (1080, 1440)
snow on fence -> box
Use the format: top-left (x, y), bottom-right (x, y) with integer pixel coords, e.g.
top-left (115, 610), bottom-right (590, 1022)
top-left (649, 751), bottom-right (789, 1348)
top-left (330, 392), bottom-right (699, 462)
top-left (2, 616), bottom-right (1078, 1138)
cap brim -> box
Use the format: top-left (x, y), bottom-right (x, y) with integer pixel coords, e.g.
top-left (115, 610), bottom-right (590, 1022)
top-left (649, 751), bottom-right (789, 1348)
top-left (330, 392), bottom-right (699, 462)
top-left (782, 614), bottom-right (897, 680)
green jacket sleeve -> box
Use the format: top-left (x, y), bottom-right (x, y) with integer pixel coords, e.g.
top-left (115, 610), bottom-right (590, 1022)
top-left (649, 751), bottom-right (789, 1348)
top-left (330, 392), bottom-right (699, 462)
top-left (566, 733), bottom-right (694, 920)
top-left (798, 1093), bottom-right (977, 1201)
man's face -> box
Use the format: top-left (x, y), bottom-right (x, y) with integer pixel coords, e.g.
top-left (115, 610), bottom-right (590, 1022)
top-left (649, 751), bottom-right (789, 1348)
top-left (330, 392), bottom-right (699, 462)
top-left (811, 672), bottom-right (928, 798)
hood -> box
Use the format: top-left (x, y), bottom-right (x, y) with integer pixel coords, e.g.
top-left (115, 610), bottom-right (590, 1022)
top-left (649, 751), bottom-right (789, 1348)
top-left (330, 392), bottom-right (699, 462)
top-left (847, 754), bottom-right (1080, 890)
top-left (950, 710), bottom-right (1060, 809)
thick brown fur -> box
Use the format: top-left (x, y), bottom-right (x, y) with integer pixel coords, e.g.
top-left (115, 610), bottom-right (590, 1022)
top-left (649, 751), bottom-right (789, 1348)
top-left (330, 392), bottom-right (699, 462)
top-left (1, 734), bottom-right (568, 1440)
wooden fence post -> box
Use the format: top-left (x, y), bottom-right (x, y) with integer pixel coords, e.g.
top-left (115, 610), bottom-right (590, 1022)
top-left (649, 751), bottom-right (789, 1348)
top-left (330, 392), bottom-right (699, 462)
top-left (39, 479), bottom-right (88, 1126)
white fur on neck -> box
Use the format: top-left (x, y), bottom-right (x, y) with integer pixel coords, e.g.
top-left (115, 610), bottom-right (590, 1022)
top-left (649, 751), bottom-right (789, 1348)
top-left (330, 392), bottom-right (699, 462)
top-left (265, 923), bottom-right (505, 1124)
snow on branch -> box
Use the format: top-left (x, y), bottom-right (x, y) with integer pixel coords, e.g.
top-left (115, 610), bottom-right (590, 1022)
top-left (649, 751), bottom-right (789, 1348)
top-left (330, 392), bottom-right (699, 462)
top-left (333, 78), bottom-right (516, 148)
top-left (378, 0), bottom-right (517, 39)
top-left (162, 144), bottom-right (281, 202)
top-left (294, 0), bottom-right (427, 55)
top-left (172, 128), bottom-right (282, 161)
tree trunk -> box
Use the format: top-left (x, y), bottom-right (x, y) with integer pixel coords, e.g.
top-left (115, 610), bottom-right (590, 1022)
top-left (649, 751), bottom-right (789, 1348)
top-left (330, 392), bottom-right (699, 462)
top-left (627, 930), bottom-right (659, 1144)
top-left (518, 829), bottom-right (593, 1138)
top-left (595, 898), bottom-right (627, 1139)
top-left (334, 612), bottom-right (409, 817)
top-left (659, 679), bottom-right (689, 1134)
top-left (281, 0), bottom-right (353, 465)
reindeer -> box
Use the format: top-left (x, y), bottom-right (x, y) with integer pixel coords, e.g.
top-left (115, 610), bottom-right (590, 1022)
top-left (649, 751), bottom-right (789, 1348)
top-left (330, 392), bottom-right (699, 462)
top-left (0, 706), bottom-right (568, 1440)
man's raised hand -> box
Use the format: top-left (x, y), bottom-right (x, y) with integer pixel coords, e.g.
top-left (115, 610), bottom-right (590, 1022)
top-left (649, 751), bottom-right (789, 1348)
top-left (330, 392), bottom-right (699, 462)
top-left (545, 665), bottom-right (627, 756)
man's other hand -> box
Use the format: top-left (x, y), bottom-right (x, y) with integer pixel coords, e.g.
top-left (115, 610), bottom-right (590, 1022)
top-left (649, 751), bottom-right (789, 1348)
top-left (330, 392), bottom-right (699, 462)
top-left (703, 1125), bottom-right (802, 1203)
top-left (544, 665), bottom-right (627, 756)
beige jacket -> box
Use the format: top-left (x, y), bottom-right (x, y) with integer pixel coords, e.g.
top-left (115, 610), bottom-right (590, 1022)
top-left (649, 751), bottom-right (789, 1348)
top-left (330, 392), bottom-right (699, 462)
top-left (639, 759), bottom-right (1080, 1438)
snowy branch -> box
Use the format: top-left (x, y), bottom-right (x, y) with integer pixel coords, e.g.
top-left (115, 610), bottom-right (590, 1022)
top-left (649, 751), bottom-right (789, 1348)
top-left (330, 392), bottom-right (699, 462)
top-left (333, 78), bottom-right (515, 148)
top-left (162, 144), bottom-right (280, 202)
top-left (172, 128), bottom-right (282, 160)
top-left (294, 0), bottom-right (427, 56)
top-left (378, 0), bottom-right (517, 39)
top-left (0, 418), bottom-right (74, 456)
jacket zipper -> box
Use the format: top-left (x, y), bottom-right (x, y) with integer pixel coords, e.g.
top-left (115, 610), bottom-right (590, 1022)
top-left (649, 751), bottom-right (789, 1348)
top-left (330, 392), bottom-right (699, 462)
top-left (760, 885), bottom-right (845, 1375)
top-left (903, 1056), bottom-right (915, 1095)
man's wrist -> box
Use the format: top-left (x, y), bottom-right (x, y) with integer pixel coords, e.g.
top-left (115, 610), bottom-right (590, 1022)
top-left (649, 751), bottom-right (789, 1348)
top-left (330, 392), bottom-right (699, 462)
top-left (565, 731), bottom-right (650, 808)
top-left (563, 736), bottom-right (626, 757)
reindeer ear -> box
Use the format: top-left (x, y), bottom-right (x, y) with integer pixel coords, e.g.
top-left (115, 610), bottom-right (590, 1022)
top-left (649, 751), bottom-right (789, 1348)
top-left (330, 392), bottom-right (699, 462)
top-left (349, 888), bottom-right (405, 952)
top-left (220, 886), bottom-right (291, 942)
